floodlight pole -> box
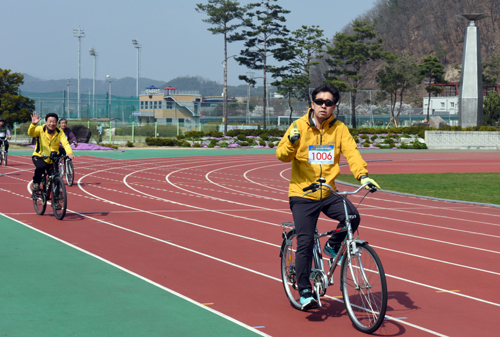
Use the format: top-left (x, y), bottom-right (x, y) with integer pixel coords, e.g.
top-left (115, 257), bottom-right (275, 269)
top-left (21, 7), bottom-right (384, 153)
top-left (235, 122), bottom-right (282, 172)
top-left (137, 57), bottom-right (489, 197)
top-left (66, 79), bottom-right (70, 119)
top-left (73, 27), bottom-right (85, 120)
top-left (89, 47), bottom-right (97, 120)
top-left (132, 40), bottom-right (141, 97)
top-left (107, 75), bottom-right (112, 120)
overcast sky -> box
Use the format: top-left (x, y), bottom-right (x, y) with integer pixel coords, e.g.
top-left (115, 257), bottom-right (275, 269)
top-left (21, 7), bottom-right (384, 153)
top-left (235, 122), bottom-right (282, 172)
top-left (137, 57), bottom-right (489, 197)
top-left (1, 0), bottom-right (376, 86)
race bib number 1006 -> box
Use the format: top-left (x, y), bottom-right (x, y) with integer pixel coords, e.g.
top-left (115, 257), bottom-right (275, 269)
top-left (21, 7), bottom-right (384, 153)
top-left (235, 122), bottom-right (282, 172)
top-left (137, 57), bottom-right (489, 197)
top-left (308, 145), bottom-right (334, 164)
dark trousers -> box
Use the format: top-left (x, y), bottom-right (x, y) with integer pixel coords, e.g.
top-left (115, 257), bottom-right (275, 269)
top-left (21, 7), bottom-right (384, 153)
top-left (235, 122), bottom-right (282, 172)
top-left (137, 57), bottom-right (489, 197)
top-left (290, 193), bottom-right (360, 295)
top-left (32, 156), bottom-right (52, 184)
top-left (0, 139), bottom-right (8, 152)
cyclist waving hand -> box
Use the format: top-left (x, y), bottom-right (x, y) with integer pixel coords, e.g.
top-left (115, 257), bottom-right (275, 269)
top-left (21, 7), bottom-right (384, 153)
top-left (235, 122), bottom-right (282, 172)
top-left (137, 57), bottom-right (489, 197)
top-left (276, 84), bottom-right (380, 310)
top-left (28, 112), bottom-right (74, 191)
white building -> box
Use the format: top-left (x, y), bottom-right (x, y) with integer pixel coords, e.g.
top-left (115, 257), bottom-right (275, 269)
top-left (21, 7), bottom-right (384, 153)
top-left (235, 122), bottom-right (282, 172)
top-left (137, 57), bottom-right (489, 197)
top-left (422, 96), bottom-right (458, 115)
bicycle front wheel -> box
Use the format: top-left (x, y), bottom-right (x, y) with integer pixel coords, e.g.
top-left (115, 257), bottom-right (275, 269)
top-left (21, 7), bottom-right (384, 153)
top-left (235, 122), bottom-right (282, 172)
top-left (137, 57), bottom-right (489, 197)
top-left (65, 159), bottom-right (74, 186)
top-left (51, 176), bottom-right (67, 220)
top-left (32, 183), bottom-right (47, 215)
top-left (280, 229), bottom-right (302, 310)
top-left (341, 243), bottom-right (387, 334)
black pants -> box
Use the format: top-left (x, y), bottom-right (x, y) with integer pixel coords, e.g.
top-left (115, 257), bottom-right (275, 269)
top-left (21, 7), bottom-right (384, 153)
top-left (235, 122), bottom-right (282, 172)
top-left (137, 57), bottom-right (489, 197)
top-left (289, 193), bottom-right (360, 295)
top-left (32, 156), bottom-right (52, 184)
top-left (1, 139), bottom-right (8, 152)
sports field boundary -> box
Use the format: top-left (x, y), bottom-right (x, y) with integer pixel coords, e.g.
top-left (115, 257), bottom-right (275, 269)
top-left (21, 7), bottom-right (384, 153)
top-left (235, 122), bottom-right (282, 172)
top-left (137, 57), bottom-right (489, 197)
top-left (336, 180), bottom-right (500, 209)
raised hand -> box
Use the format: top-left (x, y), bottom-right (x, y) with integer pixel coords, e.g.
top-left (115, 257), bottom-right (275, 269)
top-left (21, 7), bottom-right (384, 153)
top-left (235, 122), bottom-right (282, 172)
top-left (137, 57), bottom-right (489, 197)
top-left (288, 121), bottom-right (300, 145)
top-left (31, 112), bottom-right (41, 124)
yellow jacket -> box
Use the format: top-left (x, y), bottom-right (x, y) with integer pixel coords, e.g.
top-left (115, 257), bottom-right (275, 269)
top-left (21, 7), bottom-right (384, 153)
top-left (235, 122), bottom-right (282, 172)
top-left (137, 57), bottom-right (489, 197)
top-left (28, 123), bottom-right (73, 164)
top-left (276, 109), bottom-right (368, 200)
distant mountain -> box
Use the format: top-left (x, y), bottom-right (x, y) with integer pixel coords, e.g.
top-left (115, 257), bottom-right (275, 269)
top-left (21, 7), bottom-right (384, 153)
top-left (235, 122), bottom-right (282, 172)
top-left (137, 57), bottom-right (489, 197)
top-left (20, 74), bottom-right (260, 98)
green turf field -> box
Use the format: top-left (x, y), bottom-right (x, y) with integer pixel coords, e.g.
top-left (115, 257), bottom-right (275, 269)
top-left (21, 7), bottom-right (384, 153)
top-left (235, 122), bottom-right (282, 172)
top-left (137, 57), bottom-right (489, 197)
top-left (337, 173), bottom-right (500, 205)
top-left (0, 215), bottom-right (263, 336)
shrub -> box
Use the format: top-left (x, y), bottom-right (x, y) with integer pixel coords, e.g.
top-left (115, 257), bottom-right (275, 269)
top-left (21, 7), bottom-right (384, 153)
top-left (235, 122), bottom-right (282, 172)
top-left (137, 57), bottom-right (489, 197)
top-left (99, 143), bottom-right (119, 149)
top-left (145, 137), bottom-right (178, 146)
top-left (360, 134), bottom-right (369, 140)
top-left (370, 135), bottom-right (378, 141)
top-left (260, 135), bottom-right (269, 141)
top-left (207, 143), bottom-right (216, 148)
top-left (184, 131), bottom-right (204, 138)
top-left (353, 136), bottom-right (360, 143)
top-left (239, 141), bottom-right (249, 146)
top-left (237, 134), bottom-right (247, 141)
top-left (362, 142), bottom-right (370, 147)
top-left (192, 142), bottom-right (202, 147)
top-left (259, 140), bottom-right (266, 146)
top-left (267, 142), bottom-right (275, 148)
top-left (219, 142), bottom-right (229, 147)
top-left (205, 130), bottom-right (223, 138)
top-left (180, 140), bottom-right (191, 147)
top-left (126, 141), bottom-right (134, 147)
top-left (176, 134), bottom-right (186, 140)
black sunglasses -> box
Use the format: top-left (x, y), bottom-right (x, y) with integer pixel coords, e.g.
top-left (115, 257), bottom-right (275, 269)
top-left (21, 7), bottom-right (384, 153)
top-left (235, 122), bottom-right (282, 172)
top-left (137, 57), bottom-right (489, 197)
top-left (313, 99), bottom-right (335, 107)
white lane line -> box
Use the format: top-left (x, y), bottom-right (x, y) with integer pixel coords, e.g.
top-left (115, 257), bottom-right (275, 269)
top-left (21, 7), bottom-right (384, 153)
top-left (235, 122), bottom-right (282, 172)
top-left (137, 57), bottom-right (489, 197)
top-left (371, 245), bottom-right (500, 276)
top-left (0, 212), bottom-right (271, 337)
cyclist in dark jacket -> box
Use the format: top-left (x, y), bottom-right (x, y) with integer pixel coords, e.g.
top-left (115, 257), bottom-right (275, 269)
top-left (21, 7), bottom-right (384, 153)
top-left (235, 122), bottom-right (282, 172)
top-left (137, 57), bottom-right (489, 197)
top-left (58, 118), bottom-right (78, 156)
top-left (0, 118), bottom-right (11, 152)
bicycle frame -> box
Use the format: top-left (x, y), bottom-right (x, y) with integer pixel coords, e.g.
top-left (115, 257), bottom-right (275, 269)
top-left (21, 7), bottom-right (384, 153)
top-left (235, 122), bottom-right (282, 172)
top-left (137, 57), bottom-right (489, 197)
top-left (283, 181), bottom-right (375, 308)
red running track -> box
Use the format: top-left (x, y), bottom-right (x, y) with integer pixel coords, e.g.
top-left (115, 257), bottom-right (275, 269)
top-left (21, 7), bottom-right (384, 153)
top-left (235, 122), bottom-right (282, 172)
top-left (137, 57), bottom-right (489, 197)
top-left (1, 151), bottom-right (500, 337)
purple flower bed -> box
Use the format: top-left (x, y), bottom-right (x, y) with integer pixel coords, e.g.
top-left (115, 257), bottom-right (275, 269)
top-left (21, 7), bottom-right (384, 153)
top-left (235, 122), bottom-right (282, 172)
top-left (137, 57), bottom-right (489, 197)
top-left (26, 143), bottom-right (120, 151)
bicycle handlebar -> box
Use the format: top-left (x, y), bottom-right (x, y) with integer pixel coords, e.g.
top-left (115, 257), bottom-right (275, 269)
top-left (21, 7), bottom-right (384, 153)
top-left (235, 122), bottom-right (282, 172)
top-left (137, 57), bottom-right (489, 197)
top-left (302, 179), bottom-right (378, 197)
top-left (42, 151), bottom-right (63, 161)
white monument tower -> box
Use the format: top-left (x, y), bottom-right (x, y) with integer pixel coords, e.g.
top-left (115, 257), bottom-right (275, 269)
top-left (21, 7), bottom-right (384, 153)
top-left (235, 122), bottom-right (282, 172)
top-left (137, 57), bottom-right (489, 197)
top-left (458, 14), bottom-right (484, 127)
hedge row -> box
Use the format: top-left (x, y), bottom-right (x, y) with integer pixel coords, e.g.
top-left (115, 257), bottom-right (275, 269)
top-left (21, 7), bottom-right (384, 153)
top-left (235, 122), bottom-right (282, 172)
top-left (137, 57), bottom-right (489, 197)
top-left (115, 125), bottom-right (178, 137)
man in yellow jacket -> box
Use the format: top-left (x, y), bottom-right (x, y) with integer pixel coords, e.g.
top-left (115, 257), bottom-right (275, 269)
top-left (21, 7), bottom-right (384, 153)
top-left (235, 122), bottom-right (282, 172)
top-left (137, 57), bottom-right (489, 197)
top-left (276, 84), bottom-right (380, 310)
top-left (28, 112), bottom-right (75, 191)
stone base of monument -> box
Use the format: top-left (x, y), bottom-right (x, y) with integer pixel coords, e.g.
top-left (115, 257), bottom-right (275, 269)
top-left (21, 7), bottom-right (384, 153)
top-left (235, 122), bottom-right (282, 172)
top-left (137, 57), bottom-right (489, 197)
top-left (425, 131), bottom-right (500, 150)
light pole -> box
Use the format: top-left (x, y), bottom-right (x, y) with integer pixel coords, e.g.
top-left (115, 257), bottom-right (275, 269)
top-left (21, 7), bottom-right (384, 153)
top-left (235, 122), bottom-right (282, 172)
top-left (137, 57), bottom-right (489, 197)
top-left (89, 47), bottom-right (97, 120)
top-left (73, 26), bottom-right (85, 120)
top-left (66, 79), bottom-right (70, 119)
top-left (132, 40), bottom-right (141, 97)
top-left (106, 75), bottom-right (112, 120)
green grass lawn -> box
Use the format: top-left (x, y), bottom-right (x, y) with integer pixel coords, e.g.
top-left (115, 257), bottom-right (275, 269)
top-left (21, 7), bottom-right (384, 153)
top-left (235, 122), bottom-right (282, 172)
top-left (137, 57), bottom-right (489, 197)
top-left (337, 173), bottom-right (500, 205)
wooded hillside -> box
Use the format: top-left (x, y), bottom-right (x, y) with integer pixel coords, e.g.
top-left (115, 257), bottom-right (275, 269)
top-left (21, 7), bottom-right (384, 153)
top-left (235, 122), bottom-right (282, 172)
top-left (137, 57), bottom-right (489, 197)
top-left (361, 0), bottom-right (498, 81)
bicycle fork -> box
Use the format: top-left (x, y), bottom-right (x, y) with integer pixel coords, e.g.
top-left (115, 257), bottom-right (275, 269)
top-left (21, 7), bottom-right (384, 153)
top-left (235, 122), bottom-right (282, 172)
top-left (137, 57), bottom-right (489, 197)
top-left (310, 240), bottom-right (328, 308)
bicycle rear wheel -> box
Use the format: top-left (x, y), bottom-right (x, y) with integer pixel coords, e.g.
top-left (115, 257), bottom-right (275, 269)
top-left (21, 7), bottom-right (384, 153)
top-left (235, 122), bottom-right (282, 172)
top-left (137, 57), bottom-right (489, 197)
top-left (65, 159), bottom-right (74, 186)
top-left (341, 243), bottom-right (387, 334)
top-left (32, 182), bottom-right (47, 215)
top-left (280, 229), bottom-right (302, 310)
top-left (51, 176), bottom-right (67, 220)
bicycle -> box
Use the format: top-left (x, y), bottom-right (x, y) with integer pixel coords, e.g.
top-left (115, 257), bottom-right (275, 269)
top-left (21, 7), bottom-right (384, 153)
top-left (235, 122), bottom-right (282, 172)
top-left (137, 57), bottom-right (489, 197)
top-left (58, 148), bottom-right (74, 186)
top-left (31, 151), bottom-right (68, 220)
top-left (280, 178), bottom-right (387, 334)
top-left (0, 139), bottom-right (8, 166)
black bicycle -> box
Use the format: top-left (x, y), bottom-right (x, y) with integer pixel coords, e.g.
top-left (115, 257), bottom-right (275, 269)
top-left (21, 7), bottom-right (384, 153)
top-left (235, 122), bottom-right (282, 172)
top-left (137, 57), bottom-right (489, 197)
top-left (32, 152), bottom-right (68, 220)
top-left (0, 139), bottom-right (7, 166)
